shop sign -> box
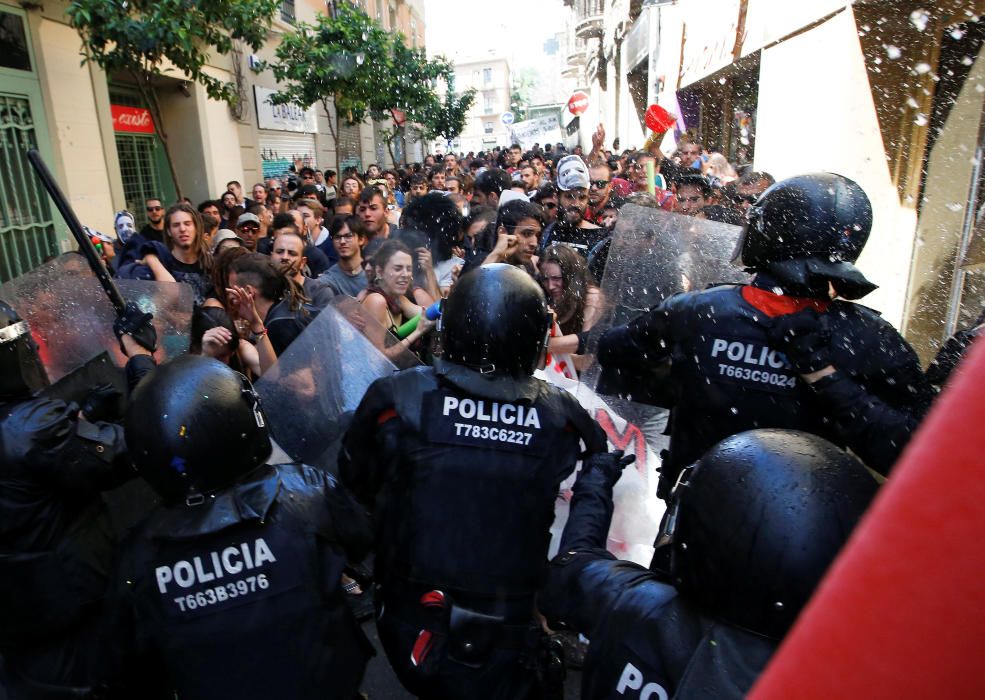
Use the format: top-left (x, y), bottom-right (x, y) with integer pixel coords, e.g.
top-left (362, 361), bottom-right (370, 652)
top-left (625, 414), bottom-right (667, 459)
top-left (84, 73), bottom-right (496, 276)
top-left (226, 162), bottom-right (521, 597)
top-left (111, 105), bottom-right (154, 134)
top-left (255, 86), bottom-right (318, 133)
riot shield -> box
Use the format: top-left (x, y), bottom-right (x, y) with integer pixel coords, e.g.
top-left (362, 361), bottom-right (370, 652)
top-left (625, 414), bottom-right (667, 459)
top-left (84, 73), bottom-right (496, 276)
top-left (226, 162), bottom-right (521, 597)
top-left (581, 205), bottom-right (750, 402)
top-left (255, 295), bottom-right (422, 473)
top-left (592, 204), bottom-right (749, 329)
top-left (0, 253), bottom-right (192, 383)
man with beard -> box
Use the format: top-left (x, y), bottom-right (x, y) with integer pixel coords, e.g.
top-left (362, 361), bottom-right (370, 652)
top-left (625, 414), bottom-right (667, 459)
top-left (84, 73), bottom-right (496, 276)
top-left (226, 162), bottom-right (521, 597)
top-left (407, 174), bottom-right (429, 203)
top-left (139, 197), bottom-right (166, 242)
top-left (586, 163), bottom-right (613, 225)
top-left (270, 225), bottom-right (336, 308)
top-left (234, 212), bottom-right (263, 251)
top-left (519, 162), bottom-right (539, 194)
top-left (251, 183), bottom-right (268, 207)
top-left (539, 155), bottom-right (605, 259)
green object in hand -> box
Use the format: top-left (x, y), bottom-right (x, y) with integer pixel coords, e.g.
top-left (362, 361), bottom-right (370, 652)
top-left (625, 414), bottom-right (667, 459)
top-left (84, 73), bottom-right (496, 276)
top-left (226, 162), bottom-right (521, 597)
top-left (396, 313), bottom-right (422, 339)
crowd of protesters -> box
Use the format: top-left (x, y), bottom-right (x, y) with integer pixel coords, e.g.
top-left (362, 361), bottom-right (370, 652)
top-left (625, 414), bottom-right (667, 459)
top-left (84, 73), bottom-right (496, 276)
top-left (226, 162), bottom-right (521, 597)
top-left (100, 126), bottom-right (774, 380)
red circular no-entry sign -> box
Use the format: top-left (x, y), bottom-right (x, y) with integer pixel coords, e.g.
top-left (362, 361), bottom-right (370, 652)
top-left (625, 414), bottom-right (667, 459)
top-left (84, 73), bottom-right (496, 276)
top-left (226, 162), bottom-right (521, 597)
top-left (567, 91), bottom-right (590, 116)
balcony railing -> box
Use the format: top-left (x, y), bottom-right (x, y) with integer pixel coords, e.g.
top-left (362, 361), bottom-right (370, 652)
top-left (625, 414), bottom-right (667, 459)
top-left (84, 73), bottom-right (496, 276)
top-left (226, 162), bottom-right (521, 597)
top-left (567, 35), bottom-right (587, 66)
top-left (575, 0), bottom-right (604, 39)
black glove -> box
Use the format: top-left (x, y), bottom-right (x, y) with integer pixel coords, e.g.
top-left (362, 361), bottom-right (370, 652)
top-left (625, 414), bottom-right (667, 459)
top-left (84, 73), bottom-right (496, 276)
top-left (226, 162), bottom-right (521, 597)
top-left (113, 302), bottom-right (157, 353)
top-left (81, 383), bottom-right (124, 423)
top-left (767, 309), bottom-right (832, 374)
top-left (583, 449), bottom-right (636, 487)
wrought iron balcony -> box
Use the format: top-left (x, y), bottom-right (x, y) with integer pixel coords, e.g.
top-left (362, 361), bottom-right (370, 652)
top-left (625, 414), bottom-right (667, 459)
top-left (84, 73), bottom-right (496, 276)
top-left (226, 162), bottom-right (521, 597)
top-left (566, 35), bottom-right (587, 66)
top-left (575, 0), bottom-right (604, 39)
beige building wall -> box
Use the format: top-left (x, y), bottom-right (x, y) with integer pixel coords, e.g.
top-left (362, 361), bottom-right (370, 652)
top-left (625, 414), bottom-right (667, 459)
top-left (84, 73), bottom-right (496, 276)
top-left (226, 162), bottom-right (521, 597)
top-left (453, 55), bottom-right (511, 153)
top-left (28, 12), bottom-right (117, 235)
top-left (902, 46), bottom-right (985, 362)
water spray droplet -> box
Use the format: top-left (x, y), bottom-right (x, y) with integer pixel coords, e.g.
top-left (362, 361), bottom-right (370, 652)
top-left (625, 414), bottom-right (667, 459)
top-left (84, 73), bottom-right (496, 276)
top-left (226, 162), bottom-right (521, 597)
top-left (884, 44), bottom-right (902, 60)
top-left (909, 9), bottom-right (930, 32)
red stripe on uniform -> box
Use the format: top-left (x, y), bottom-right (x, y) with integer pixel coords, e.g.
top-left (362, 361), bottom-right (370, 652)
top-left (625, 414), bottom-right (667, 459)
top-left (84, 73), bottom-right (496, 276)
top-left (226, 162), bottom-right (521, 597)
top-left (741, 286), bottom-right (830, 318)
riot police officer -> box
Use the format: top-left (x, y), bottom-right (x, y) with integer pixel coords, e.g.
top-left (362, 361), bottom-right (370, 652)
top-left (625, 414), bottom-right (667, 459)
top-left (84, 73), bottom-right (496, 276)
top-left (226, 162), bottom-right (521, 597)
top-left (339, 263), bottom-right (607, 699)
top-left (0, 298), bottom-right (156, 698)
top-left (598, 173), bottom-right (931, 500)
top-left (117, 355), bottom-right (374, 699)
top-left (541, 429), bottom-right (879, 699)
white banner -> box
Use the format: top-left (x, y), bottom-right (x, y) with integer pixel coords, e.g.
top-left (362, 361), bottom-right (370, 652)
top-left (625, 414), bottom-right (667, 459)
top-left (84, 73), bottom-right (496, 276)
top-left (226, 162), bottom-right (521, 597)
top-left (541, 370), bottom-right (666, 568)
top-left (255, 86), bottom-right (318, 133)
top-left (508, 115), bottom-right (563, 151)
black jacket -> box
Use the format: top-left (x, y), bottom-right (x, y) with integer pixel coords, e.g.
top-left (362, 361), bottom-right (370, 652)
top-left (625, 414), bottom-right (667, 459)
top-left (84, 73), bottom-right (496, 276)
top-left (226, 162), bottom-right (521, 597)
top-left (598, 277), bottom-right (931, 494)
top-left (541, 465), bottom-right (775, 699)
top-left (117, 463), bottom-right (374, 699)
top-left (339, 359), bottom-right (606, 699)
top-left (0, 356), bottom-right (154, 697)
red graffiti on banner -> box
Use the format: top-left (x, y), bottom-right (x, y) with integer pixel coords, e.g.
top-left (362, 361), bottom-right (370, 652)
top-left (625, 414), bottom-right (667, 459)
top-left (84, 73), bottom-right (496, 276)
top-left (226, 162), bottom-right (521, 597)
top-left (595, 409), bottom-right (647, 474)
top-left (111, 105), bottom-right (154, 134)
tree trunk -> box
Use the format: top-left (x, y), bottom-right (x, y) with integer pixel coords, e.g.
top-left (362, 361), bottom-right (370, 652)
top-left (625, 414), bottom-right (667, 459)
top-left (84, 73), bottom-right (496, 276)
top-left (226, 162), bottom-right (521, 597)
top-left (324, 97), bottom-right (341, 177)
top-left (384, 133), bottom-right (397, 168)
top-left (133, 70), bottom-right (183, 201)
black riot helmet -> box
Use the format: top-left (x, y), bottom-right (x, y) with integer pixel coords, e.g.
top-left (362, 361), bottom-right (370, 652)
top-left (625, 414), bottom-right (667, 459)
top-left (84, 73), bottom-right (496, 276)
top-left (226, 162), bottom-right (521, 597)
top-left (660, 429), bottom-right (878, 640)
top-left (735, 173), bottom-right (876, 299)
top-left (125, 355), bottom-right (272, 505)
top-left (442, 263), bottom-right (550, 378)
top-left (0, 299), bottom-right (49, 401)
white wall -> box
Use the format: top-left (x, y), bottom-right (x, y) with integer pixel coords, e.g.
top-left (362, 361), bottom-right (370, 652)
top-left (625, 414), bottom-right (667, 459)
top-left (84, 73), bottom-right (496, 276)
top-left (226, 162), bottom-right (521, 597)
top-left (755, 8), bottom-right (914, 326)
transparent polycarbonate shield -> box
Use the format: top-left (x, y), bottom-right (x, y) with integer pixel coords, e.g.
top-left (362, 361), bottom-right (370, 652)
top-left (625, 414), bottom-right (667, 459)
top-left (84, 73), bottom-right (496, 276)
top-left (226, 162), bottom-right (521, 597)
top-left (580, 205), bottom-right (750, 400)
top-left (255, 295), bottom-right (422, 473)
top-left (0, 253), bottom-right (192, 383)
top-left (594, 204), bottom-right (750, 330)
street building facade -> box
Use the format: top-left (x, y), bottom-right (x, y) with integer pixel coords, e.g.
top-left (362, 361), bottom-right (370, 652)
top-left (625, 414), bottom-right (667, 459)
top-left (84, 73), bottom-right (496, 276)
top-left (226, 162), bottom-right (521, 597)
top-left (560, 0), bottom-right (985, 360)
top-left (0, 0), bottom-right (426, 282)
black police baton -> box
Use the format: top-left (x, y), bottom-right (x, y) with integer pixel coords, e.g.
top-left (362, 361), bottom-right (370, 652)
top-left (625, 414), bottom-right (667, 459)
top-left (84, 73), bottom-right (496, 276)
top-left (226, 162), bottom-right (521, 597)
top-left (26, 148), bottom-right (127, 315)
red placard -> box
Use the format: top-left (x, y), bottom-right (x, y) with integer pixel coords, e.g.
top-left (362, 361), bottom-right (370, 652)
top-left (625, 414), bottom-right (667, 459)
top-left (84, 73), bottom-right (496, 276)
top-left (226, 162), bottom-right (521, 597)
top-left (566, 91), bottom-right (590, 116)
top-left (111, 105), bottom-right (155, 134)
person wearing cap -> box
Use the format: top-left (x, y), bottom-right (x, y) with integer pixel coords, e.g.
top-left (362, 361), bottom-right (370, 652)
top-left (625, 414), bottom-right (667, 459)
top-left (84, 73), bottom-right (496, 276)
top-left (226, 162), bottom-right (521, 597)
top-left (539, 155), bottom-right (605, 260)
top-left (235, 212), bottom-right (262, 251)
top-left (211, 229), bottom-right (244, 256)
